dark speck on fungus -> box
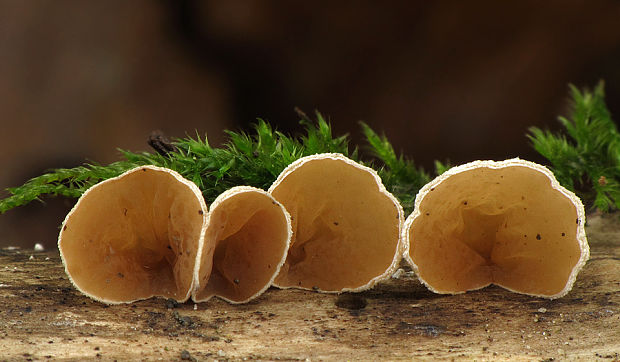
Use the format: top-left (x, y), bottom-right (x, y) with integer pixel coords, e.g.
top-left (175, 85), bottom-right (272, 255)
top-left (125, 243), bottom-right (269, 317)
top-left (198, 210), bottom-right (203, 215)
top-left (536, 234), bottom-right (542, 240)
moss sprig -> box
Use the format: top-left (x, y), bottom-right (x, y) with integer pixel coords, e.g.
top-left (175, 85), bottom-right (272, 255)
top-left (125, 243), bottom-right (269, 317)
top-left (360, 122), bottom-right (430, 213)
top-left (4, 81), bottom-right (618, 216)
top-left (0, 113), bottom-right (427, 215)
top-left (528, 81), bottom-right (620, 212)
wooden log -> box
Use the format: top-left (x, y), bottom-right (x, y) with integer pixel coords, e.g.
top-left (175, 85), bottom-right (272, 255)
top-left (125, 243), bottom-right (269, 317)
top-left (0, 214), bottom-right (618, 361)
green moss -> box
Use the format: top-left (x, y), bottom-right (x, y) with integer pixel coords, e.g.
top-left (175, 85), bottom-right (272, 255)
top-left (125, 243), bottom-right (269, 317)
top-left (3, 81), bottom-right (617, 216)
top-left (0, 112), bottom-right (428, 215)
top-left (528, 81), bottom-right (620, 212)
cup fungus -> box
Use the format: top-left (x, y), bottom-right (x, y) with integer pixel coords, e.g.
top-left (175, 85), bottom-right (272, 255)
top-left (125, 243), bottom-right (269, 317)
top-left (269, 153), bottom-right (404, 292)
top-left (192, 186), bottom-right (292, 304)
top-left (58, 166), bottom-right (207, 304)
top-left (403, 159), bottom-right (589, 299)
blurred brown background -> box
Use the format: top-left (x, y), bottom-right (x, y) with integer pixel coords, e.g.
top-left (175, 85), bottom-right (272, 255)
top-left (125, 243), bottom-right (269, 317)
top-left (1, 0), bottom-right (620, 249)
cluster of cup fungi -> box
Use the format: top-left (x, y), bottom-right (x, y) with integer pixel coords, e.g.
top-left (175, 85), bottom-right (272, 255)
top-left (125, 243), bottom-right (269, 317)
top-left (58, 153), bottom-right (589, 304)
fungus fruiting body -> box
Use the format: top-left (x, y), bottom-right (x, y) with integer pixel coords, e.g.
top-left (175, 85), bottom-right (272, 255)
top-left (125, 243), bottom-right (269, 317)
top-left (192, 186), bottom-right (291, 304)
top-left (404, 158), bottom-right (589, 299)
top-left (59, 166), bottom-right (292, 305)
top-left (58, 166), bottom-right (207, 304)
top-left (269, 153), bottom-right (404, 292)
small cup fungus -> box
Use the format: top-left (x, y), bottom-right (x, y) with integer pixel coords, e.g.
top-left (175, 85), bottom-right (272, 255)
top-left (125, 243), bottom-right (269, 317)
top-left (192, 186), bottom-right (291, 304)
top-left (269, 153), bottom-right (404, 292)
top-left (58, 166), bottom-right (207, 304)
top-left (403, 159), bottom-right (589, 299)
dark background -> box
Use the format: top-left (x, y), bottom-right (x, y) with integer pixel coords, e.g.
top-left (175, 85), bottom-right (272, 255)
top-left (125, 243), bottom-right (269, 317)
top-left (1, 0), bottom-right (620, 249)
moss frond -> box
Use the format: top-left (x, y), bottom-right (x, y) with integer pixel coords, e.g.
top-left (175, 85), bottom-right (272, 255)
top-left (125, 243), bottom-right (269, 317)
top-left (360, 122), bottom-right (430, 214)
top-left (1, 113), bottom-right (431, 215)
top-left (0, 161), bottom-right (137, 213)
top-left (528, 81), bottom-right (620, 212)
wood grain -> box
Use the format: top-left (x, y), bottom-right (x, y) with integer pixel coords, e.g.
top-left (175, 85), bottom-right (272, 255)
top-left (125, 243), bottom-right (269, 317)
top-left (1, 214), bottom-right (618, 361)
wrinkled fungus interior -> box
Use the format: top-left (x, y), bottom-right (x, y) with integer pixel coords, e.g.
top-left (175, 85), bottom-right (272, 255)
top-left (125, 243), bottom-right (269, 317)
top-left (271, 158), bottom-right (401, 291)
top-left (409, 166), bottom-right (582, 296)
top-left (59, 168), bottom-right (204, 303)
top-left (194, 191), bottom-right (290, 303)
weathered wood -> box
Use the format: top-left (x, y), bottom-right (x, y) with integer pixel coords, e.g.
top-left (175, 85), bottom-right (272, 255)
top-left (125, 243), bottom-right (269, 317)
top-left (1, 214), bottom-right (618, 361)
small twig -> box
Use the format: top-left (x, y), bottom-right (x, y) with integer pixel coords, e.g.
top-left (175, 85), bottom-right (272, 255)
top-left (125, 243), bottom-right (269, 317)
top-left (294, 107), bottom-right (313, 123)
top-left (148, 130), bottom-right (177, 156)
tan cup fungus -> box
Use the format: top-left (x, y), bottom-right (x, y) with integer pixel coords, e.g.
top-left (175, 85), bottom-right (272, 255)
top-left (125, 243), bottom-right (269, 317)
top-left (193, 186), bottom-right (292, 304)
top-left (403, 159), bottom-right (589, 299)
top-left (269, 153), bottom-right (404, 292)
top-left (58, 166), bottom-right (207, 304)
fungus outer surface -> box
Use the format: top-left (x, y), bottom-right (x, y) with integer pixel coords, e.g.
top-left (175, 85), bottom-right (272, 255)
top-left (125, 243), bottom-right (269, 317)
top-left (192, 186), bottom-right (291, 304)
top-left (269, 153), bottom-right (404, 292)
top-left (404, 159), bottom-right (589, 299)
top-left (58, 165), bottom-right (207, 304)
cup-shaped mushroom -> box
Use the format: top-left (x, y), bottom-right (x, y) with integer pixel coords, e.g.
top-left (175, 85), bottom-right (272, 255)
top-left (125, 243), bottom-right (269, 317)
top-left (192, 186), bottom-right (291, 303)
top-left (403, 159), bottom-right (589, 298)
top-left (269, 153), bottom-right (404, 292)
top-left (58, 166), bottom-right (207, 304)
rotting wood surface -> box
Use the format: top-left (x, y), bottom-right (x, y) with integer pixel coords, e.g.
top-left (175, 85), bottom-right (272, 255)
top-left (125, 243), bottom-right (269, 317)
top-left (1, 214), bottom-right (618, 361)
